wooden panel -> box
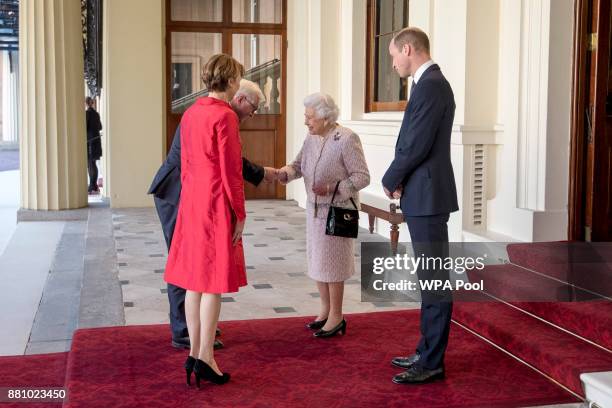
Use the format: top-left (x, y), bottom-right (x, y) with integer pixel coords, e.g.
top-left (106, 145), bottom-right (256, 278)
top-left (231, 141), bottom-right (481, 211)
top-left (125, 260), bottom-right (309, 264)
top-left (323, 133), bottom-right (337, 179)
top-left (371, 101), bottom-right (407, 112)
top-left (590, 0), bottom-right (612, 241)
top-left (240, 113), bottom-right (285, 199)
top-left (240, 114), bottom-right (277, 130)
top-left (568, 0), bottom-right (588, 240)
top-left (167, 114), bottom-right (181, 152)
top-left (241, 128), bottom-right (276, 199)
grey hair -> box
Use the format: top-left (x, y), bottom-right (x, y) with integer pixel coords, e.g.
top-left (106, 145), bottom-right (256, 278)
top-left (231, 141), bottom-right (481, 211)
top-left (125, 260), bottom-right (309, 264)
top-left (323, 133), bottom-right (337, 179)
top-left (303, 92), bottom-right (339, 123)
top-left (236, 79), bottom-right (265, 105)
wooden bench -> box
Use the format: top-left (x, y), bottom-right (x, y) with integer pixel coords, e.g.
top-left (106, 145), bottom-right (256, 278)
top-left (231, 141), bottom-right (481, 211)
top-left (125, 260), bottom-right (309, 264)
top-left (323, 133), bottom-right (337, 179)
top-left (359, 191), bottom-right (405, 253)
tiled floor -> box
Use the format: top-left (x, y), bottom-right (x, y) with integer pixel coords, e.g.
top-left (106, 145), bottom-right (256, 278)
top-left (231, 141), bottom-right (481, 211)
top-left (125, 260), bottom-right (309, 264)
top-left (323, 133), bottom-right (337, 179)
top-left (112, 200), bottom-right (416, 326)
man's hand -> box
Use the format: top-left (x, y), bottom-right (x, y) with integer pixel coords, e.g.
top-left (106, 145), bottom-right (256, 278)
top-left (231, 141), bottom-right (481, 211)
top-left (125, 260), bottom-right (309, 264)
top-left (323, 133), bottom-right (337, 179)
top-left (312, 183), bottom-right (331, 196)
top-left (232, 219), bottom-right (245, 246)
top-left (384, 186), bottom-right (403, 200)
top-left (392, 186), bottom-right (403, 199)
top-left (263, 167), bottom-right (278, 183)
top-left (278, 170), bottom-right (289, 185)
top-left (383, 186), bottom-right (394, 199)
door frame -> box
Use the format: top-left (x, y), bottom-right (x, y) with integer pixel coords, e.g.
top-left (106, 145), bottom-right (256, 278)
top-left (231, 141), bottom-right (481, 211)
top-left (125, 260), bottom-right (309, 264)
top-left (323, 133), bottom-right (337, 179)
top-left (164, 0), bottom-right (287, 199)
top-left (568, 0), bottom-right (611, 240)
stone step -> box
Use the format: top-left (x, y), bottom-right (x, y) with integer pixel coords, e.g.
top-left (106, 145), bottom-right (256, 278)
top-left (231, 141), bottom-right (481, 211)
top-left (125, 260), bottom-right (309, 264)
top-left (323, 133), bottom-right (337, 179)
top-left (581, 371), bottom-right (612, 408)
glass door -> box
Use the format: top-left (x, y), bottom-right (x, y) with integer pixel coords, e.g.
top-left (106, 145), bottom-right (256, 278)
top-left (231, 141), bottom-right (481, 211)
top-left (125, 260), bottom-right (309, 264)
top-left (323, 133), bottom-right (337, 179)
top-left (166, 0), bottom-right (286, 199)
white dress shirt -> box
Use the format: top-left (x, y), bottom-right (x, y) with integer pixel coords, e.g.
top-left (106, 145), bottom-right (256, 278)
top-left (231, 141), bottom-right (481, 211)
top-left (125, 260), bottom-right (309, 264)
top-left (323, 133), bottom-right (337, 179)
top-left (412, 60), bottom-right (435, 84)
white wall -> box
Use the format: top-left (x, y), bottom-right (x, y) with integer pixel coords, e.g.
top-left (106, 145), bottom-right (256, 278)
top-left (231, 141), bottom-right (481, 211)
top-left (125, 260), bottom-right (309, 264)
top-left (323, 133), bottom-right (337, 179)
top-left (286, 0), bottom-right (573, 242)
top-left (487, 0), bottom-right (572, 241)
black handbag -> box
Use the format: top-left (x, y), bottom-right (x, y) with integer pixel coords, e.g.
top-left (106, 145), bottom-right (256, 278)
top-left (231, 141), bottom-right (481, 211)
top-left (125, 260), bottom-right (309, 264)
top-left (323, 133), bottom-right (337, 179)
top-left (325, 181), bottom-right (359, 238)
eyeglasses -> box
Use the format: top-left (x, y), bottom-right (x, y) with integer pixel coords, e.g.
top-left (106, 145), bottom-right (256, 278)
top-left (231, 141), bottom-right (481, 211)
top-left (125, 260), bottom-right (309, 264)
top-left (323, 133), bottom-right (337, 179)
top-left (244, 96), bottom-right (259, 113)
top-left (245, 98), bottom-right (259, 115)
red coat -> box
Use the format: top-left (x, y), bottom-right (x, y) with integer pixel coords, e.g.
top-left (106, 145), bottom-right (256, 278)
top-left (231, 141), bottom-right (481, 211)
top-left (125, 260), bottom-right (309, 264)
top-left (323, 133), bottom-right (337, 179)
top-left (164, 97), bottom-right (247, 294)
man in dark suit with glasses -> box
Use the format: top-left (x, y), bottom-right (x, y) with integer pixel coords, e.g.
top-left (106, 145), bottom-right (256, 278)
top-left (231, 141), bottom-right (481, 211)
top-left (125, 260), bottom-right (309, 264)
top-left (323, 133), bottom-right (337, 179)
top-left (149, 80), bottom-right (276, 349)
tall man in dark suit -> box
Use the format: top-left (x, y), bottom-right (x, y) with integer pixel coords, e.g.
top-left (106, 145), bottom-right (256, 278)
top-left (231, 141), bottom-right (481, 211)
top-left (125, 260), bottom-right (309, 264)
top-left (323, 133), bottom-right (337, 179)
top-left (382, 27), bottom-right (459, 384)
top-left (148, 80), bottom-right (276, 349)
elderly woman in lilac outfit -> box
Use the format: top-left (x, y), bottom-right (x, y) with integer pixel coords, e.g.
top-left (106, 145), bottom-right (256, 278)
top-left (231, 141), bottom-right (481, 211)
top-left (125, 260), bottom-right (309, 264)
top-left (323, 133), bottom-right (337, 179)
top-left (279, 93), bottom-right (370, 338)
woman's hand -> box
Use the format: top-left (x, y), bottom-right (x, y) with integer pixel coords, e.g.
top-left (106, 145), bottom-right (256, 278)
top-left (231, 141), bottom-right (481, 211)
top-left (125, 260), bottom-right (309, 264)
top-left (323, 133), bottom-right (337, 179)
top-left (232, 219), bottom-right (245, 246)
top-left (312, 183), bottom-right (331, 196)
top-left (278, 169), bottom-right (289, 184)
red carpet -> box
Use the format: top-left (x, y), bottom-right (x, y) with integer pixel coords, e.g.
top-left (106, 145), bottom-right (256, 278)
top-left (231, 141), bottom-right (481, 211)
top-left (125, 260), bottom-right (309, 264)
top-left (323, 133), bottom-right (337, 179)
top-left (62, 311), bottom-right (577, 408)
top-left (469, 264), bottom-right (612, 350)
top-left (513, 301), bottom-right (612, 350)
top-left (0, 352), bottom-right (67, 408)
top-left (507, 242), bottom-right (612, 297)
top-left (453, 297), bottom-right (612, 396)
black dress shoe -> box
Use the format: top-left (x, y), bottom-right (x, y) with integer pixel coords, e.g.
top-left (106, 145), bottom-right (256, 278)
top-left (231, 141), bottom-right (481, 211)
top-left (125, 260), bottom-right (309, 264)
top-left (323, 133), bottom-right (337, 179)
top-left (172, 337), bottom-right (224, 350)
top-left (172, 336), bottom-right (190, 350)
top-left (313, 319), bottom-right (346, 338)
top-left (391, 353), bottom-right (420, 369)
top-left (306, 318), bottom-right (327, 330)
top-left (392, 365), bottom-right (445, 384)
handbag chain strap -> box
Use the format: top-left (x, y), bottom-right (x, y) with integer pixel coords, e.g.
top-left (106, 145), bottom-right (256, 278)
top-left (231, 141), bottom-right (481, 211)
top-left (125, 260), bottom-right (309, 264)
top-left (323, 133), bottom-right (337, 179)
top-left (312, 132), bottom-right (333, 217)
top-left (330, 181), bottom-right (358, 210)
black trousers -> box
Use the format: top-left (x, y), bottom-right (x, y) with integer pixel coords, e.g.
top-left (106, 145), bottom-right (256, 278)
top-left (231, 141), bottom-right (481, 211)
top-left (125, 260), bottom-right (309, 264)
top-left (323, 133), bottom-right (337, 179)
top-left (153, 197), bottom-right (188, 339)
top-left (87, 158), bottom-right (99, 190)
top-left (404, 213), bottom-right (453, 370)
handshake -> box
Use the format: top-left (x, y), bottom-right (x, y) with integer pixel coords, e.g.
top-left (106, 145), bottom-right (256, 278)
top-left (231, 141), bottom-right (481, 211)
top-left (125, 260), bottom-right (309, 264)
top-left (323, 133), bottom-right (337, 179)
top-left (263, 167), bottom-right (289, 185)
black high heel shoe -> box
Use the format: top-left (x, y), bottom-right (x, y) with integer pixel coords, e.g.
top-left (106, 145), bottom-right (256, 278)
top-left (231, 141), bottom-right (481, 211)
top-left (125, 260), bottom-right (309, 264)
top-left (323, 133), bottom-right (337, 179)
top-left (193, 359), bottom-right (231, 388)
top-left (184, 356), bottom-right (196, 386)
top-left (306, 318), bottom-right (327, 330)
top-left (313, 319), bottom-right (346, 338)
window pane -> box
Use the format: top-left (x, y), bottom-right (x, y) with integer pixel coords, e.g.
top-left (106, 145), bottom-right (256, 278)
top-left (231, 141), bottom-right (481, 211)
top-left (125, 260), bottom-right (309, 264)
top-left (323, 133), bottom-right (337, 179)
top-left (393, 0), bottom-right (409, 32)
top-left (233, 0), bottom-right (282, 24)
top-left (233, 34), bottom-right (282, 114)
top-left (377, 0), bottom-right (393, 35)
top-left (171, 32), bottom-right (222, 114)
top-left (376, 0), bottom-right (408, 35)
top-left (375, 33), bottom-right (407, 103)
top-left (171, 0), bottom-right (223, 22)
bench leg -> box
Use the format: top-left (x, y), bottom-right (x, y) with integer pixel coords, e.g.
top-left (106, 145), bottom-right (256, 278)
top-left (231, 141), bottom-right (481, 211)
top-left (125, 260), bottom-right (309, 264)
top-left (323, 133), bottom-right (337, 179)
top-left (390, 223), bottom-right (400, 254)
top-left (368, 214), bottom-right (375, 234)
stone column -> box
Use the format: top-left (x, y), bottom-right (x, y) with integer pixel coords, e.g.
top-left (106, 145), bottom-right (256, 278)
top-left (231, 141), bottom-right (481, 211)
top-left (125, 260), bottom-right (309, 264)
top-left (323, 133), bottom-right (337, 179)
top-left (19, 0), bottom-right (87, 210)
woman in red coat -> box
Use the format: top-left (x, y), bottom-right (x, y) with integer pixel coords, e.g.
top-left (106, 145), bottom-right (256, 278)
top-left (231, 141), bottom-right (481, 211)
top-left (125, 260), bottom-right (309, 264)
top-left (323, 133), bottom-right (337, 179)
top-left (164, 54), bottom-right (246, 387)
